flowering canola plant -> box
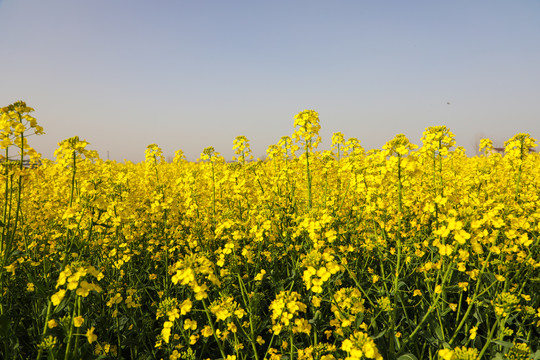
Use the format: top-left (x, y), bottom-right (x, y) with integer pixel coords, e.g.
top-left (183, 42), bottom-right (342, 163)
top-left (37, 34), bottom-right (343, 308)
top-left (1, 103), bottom-right (540, 360)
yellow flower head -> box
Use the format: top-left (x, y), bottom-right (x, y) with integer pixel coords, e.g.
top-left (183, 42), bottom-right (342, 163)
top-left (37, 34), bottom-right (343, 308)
top-left (269, 291), bottom-right (307, 334)
top-left (73, 316), bottom-right (84, 327)
top-left (47, 319), bottom-right (58, 329)
top-left (341, 331), bottom-right (382, 360)
top-left (293, 110), bottom-right (322, 150)
top-left (86, 327), bottom-right (98, 344)
top-left (51, 289), bottom-right (66, 306)
top-left (382, 134), bottom-right (417, 157)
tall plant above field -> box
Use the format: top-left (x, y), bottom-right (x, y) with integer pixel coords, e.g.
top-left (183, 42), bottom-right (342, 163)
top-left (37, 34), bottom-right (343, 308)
top-left (503, 133), bottom-right (538, 202)
top-left (293, 109), bottom-right (322, 211)
top-left (0, 101), bottom-right (46, 359)
top-left (0, 101), bottom-right (44, 274)
top-left (0, 101), bottom-right (44, 161)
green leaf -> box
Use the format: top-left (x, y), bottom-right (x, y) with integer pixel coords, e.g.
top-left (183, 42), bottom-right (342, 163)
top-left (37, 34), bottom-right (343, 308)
top-left (491, 340), bottom-right (513, 350)
top-left (398, 354), bottom-right (418, 360)
top-left (371, 328), bottom-right (387, 340)
top-left (434, 324), bottom-right (444, 341)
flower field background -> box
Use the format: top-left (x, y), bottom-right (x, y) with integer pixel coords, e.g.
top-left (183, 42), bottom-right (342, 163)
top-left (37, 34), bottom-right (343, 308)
top-left (1, 102), bottom-right (540, 360)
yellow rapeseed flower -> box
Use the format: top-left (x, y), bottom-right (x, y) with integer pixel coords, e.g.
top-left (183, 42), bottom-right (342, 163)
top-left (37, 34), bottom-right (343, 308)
top-left (51, 289), bottom-right (66, 306)
top-left (73, 316), bottom-right (84, 327)
top-left (86, 327), bottom-right (97, 344)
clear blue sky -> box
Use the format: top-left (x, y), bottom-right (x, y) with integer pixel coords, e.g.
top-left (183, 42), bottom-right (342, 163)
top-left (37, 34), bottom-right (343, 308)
top-left (1, 0), bottom-right (539, 162)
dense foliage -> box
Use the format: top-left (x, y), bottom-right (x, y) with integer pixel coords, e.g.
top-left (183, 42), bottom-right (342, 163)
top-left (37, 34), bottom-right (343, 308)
top-left (1, 103), bottom-right (540, 360)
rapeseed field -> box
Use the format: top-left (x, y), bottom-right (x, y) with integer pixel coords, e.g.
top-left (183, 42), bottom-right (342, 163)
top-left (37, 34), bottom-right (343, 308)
top-left (1, 102), bottom-right (539, 359)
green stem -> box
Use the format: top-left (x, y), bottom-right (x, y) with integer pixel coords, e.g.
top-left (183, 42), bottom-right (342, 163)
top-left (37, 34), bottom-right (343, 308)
top-left (290, 331), bottom-right (294, 360)
top-left (202, 299), bottom-right (226, 360)
top-left (64, 297), bottom-right (78, 360)
top-left (402, 257), bottom-right (453, 348)
top-left (73, 296), bottom-right (81, 357)
top-left (36, 301), bottom-right (52, 360)
top-left (514, 161), bottom-right (522, 202)
top-left (305, 139), bottom-right (312, 211)
top-left (211, 161), bottom-right (216, 229)
top-left (115, 302), bottom-right (122, 356)
top-left (477, 317), bottom-right (500, 359)
top-left (389, 154), bottom-right (403, 358)
top-left (11, 128), bottom-right (24, 246)
top-left (1, 147), bottom-right (9, 260)
top-left (449, 251), bottom-right (492, 345)
top-left (70, 150), bottom-right (76, 207)
top-left (236, 275), bottom-right (260, 360)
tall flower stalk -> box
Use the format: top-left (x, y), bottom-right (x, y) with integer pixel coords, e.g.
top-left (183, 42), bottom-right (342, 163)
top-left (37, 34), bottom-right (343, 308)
top-left (504, 133), bottom-right (537, 202)
top-left (382, 134), bottom-right (417, 357)
top-left (292, 110), bottom-right (321, 212)
top-left (0, 101), bottom-right (43, 286)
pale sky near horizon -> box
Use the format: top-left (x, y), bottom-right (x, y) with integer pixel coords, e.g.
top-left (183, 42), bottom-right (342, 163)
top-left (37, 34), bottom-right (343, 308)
top-left (1, 0), bottom-right (539, 162)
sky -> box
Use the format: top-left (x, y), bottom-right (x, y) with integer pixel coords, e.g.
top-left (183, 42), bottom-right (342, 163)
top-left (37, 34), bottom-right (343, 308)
top-left (1, 0), bottom-right (539, 162)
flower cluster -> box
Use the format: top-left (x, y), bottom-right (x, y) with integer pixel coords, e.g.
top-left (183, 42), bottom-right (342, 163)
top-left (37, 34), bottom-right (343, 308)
top-left (51, 263), bottom-right (103, 306)
top-left (293, 109), bottom-right (322, 151)
top-left (269, 291), bottom-right (308, 335)
top-left (341, 331), bottom-right (383, 360)
top-left (330, 288), bottom-right (365, 334)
